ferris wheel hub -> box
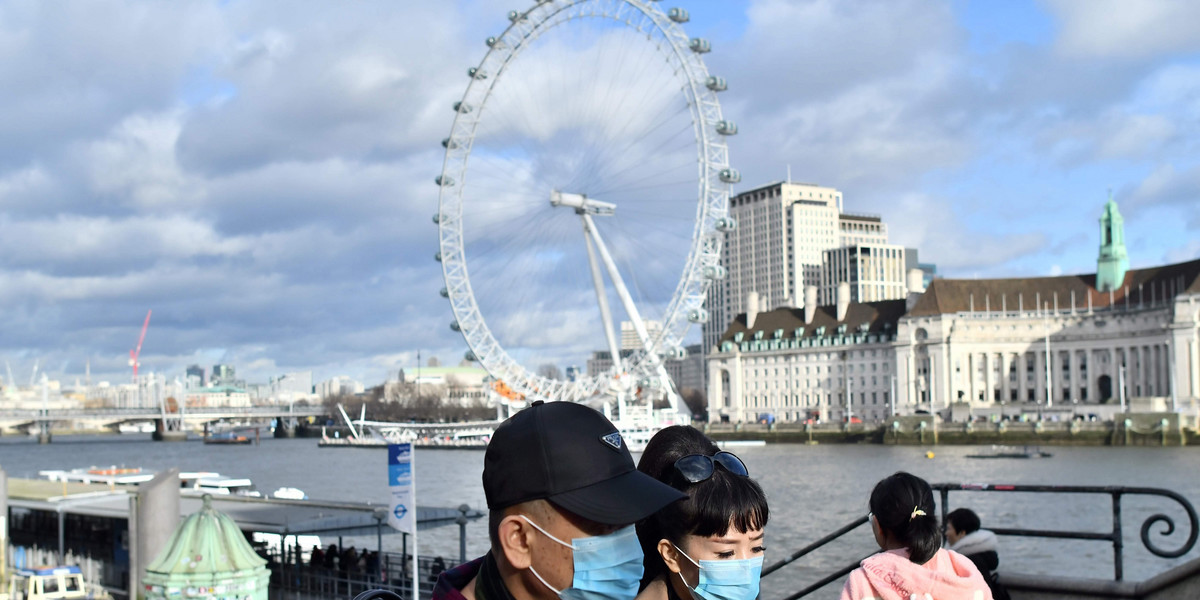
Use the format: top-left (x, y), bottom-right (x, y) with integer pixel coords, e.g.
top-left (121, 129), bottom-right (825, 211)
top-left (550, 190), bottom-right (616, 216)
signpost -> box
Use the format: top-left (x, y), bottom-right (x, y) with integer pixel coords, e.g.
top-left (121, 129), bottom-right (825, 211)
top-left (388, 443), bottom-right (417, 600)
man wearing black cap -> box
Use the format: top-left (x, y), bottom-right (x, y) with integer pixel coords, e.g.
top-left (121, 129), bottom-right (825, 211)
top-left (433, 400), bottom-right (686, 600)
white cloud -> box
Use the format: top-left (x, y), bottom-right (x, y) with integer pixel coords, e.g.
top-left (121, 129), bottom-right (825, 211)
top-left (1049, 0), bottom-right (1200, 60)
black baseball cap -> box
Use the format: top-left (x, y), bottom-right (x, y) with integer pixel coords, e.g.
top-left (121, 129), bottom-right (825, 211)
top-left (484, 400), bottom-right (686, 525)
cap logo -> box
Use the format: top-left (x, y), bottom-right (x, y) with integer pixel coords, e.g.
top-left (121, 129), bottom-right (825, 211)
top-left (600, 432), bottom-right (623, 450)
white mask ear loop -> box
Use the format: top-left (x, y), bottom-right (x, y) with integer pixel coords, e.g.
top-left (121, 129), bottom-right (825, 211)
top-left (671, 544), bottom-right (701, 589)
top-left (520, 515), bottom-right (573, 596)
top-left (520, 514), bottom-right (576, 548)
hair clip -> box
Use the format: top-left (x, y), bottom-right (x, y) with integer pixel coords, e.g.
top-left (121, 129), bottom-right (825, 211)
top-left (910, 507), bottom-right (926, 521)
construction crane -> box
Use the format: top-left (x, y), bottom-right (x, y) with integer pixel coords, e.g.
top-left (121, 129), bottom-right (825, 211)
top-left (129, 310), bottom-right (152, 383)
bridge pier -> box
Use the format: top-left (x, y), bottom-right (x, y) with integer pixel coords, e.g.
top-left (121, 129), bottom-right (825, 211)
top-left (273, 418), bottom-right (296, 438)
top-left (153, 419), bottom-right (187, 442)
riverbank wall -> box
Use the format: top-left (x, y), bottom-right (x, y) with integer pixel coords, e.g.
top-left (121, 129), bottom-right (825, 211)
top-left (702, 413), bottom-right (1197, 446)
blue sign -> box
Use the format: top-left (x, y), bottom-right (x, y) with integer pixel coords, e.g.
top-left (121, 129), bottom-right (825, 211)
top-left (387, 443), bottom-right (415, 533)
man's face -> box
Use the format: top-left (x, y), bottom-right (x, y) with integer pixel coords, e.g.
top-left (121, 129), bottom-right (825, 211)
top-left (525, 503), bottom-right (623, 597)
top-left (944, 522), bottom-right (963, 545)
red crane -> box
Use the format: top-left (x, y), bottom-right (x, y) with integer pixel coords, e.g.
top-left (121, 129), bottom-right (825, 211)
top-left (129, 310), bottom-right (152, 382)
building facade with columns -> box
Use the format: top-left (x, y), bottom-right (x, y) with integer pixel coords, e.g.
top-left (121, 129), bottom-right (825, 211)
top-left (706, 199), bottom-right (1200, 423)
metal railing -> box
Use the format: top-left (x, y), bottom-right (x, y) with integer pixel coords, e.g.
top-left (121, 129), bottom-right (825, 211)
top-left (760, 483), bottom-right (1198, 599)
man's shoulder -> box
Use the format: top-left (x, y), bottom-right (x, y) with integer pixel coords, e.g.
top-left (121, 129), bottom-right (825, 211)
top-left (432, 556), bottom-right (485, 600)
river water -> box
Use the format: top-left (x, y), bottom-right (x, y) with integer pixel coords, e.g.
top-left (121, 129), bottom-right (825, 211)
top-left (2, 435), bottom-right (1198, 597)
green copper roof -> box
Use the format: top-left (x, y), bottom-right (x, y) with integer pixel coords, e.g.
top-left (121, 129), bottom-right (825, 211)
top-left (144, 495), bottom-right (269, 600)
top-left (1097, 192), bottom-right (1129, 292)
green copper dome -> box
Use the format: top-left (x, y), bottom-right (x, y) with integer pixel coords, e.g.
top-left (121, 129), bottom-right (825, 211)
top-left (143, 495), bottom-right (269, 600)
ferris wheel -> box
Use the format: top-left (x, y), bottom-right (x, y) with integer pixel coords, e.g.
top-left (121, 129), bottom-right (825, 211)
top-left (436, 0), bottom-right (738, 409)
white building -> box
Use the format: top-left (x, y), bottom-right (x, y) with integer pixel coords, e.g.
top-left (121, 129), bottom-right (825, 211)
top-left (704, 181), bottom-right (845, 354)
top-left (706, 198), bottom-right (1200, 424)
top-left (270, 371), bottom-right (314, 401)
top-left (621, 320), bottom-right (663, 350)
top-left (316, 376), bottom-right (364, 399)
top-left (820, 243), bottom-right (909, 305)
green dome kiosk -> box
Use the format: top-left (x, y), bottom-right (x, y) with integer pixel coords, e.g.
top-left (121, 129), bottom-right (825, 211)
top-left (142, 495), bottom-right (269, 600)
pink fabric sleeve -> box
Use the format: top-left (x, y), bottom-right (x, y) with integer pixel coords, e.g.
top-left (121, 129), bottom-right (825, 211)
top-left (839, 568), bottom-right (881, 600)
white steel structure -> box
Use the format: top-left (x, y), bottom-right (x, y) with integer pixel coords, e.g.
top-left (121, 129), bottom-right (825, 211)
top-left (436, 1), bottom-right (736, 408)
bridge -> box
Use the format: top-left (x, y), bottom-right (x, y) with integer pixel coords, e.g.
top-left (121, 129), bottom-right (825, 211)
top-left (0, 405), bottom-right (327, 441)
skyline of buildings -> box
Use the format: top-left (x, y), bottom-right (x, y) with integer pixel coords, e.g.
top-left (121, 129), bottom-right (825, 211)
top-left (702, 180), bottom-right (924, 355)
top-left (706, 196), bottom-right (1200, 424)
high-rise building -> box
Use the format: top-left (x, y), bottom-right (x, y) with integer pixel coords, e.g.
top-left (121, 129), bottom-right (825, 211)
top-left (621, 320), bottom-right (664, 351)
top-left (185, 364), bottom-right (206, 388)
top-left (704, 181), bottom-right (844, 353)
top-left (211, 364), bottom-right (236, 387)
top-left (820, 244), bottom-right (909, 305)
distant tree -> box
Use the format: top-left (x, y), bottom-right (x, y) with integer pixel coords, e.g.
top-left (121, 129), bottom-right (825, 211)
top-left (537, 364), bottom-right (563, 380)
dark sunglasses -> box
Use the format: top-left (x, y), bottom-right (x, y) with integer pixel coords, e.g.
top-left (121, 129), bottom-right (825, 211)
top-left (673, 451), bottom-right (749, 483)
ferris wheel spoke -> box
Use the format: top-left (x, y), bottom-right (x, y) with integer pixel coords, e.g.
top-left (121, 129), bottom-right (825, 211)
top-left (437, 0), bottom-right (733, 407)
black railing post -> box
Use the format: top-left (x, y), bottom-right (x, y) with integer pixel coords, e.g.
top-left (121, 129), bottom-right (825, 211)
top-left (939, 487), bottom-right (950, 533)
top-left (1112, 489), bottom-right (1124, 581)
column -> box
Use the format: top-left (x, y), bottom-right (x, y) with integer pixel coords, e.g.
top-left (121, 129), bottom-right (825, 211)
top-left (1018, 352), bottom-right (1029, 403)
top-left (1000, 352), bottom-right (1011, 403)
top-left (1069, 348), bottom-right (1080, 403)
top-left (1108, 347), bottom-right (1117, 402)
top-left (1034, 350), bottom-right (1046, 404)
top-left (979, 352), bottom-right (988, 405)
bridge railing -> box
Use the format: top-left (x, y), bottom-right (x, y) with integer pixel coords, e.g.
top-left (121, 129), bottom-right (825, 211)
top-left (760, 483), bottom-right (1199, 599)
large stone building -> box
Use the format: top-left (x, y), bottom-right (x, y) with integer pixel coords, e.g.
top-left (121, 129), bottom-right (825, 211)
top-left (706, 199), bottom-right (1200, 424)
top-left (702, 181), bottom-right (914, 361)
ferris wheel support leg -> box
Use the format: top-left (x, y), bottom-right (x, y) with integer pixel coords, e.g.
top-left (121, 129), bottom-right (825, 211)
top-left (583, 222), bottom-right (623, 381)
top-left (583, 217), bottom-right (627, 423)
top-left (582, 212), bottom-right (672, 416)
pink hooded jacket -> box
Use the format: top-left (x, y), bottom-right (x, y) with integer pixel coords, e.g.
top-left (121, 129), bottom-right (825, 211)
top-left (839, 548), bottom-right (993, 600)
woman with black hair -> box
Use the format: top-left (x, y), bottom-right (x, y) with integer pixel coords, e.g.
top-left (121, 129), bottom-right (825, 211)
top-left (634, 426), bottom-right (769, 600)
top-left (840, 472), bottom-right (992, 600)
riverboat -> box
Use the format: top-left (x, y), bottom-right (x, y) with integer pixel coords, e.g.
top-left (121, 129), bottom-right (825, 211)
top-left (965, 445), bottom-right (1054, 459)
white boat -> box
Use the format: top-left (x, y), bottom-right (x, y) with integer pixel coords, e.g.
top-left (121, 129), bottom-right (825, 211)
top-left (40, 467), bottom-right (307, 499)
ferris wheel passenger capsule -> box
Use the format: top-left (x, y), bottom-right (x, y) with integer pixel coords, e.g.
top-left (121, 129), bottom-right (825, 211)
top-left (719, 168), bottom-right (741, 183)
top-left (508, 10), bottom-right (526, 22)
top-left (668, 8), bottom-right (689, 23)
top-left (450, 321), bottom-right (462, 332)
top-left (715, 216), bottom-right (737, 232)
top-left (486, 36), bottom-right (500, 48)
top-left (687, 308), bottom-right (709, 323)
top-left (434, 251), bottom-right (443, 262)
top-left (434, 175), bottom-right (453, 187)
top-left (441, 138), bottom-right (459, 149)
top-left (703, 265), bottom-right (727, 280)
top-left (666, 346), bottom-right (688, 360)
top-left (706, 76), bottom-right (727, 92)
top-left (468, 67), bottom-right (488, 80)
top-left (439, 287), bottom-right (449, 298)
top-left (716, 120), bottom-right (737, 135)
top-left (689, 38), bottom-right (711, 53)
top-left (432, 213), bottom-right (441, 224)
top-left (464, 351), bottom-right (477, 361)
top-left (453, 102), bottom-right (473, 114)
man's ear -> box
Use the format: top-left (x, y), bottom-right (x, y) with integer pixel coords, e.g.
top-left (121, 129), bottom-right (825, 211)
top-left (657, 539), bottom-right (683, 574)
top-left (498, 514), bottom-right (535, 570)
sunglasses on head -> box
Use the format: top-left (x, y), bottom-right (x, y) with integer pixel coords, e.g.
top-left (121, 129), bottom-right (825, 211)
top-left (673, 451), bottom-right (749, 483)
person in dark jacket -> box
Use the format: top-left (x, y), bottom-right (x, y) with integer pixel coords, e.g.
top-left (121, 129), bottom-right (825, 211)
top-left (945, 508), bottom-right (1009, 600)
top-left (431, 400), bottom-right (686, 600)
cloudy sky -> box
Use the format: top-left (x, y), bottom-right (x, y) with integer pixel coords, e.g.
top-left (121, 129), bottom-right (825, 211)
top-left (2, 0), bottom-right (1199, 388)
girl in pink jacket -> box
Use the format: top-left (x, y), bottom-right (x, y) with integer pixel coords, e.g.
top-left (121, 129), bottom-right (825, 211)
top-left (840, 472), bottom-right (992, 600)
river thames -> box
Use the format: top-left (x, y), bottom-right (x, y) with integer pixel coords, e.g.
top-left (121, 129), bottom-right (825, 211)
top-left (2, 435), bottom-right (1198, 596)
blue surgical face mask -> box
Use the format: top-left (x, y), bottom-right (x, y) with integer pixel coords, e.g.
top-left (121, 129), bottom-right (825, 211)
top-left (673, 545), bottom-right (764, 600)
top-left (520, 515), bottom-right (644, 600)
